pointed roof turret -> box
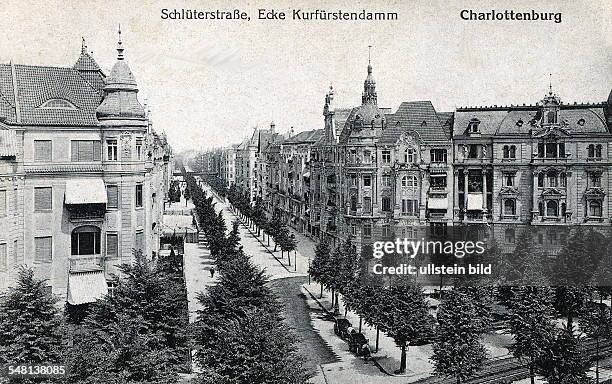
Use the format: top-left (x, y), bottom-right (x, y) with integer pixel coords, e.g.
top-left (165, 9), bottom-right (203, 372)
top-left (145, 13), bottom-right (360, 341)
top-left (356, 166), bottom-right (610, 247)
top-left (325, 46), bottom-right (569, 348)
top-left (362, 46), bottom-right (377, 105)
top-left (74, 37), bottom-right (102, 72)
top-left (96, 26), bottom-right (145, 122)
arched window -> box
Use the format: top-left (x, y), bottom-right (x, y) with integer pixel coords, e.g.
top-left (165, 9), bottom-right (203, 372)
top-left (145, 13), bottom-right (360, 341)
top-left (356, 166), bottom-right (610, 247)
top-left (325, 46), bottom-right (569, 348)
top-left (546, 200), bottom-right (559, 217)
top-left (350, 196), bottom-right (357, 211)
top-left (560, 172), bottom-right (567, 187)
top-left (401, 175), bottom-right (417, 188)
top-left (588, 144), bottom-right (595, 158)
top-left (38, 98), bottom-right (77, 110)
top-left (71, 225), bottom-right (101, 255)
top-left (547, 171), bottom-right (557, 187)
top-left (589, 201), bottom-right (602, 217)
top-left (595, 144), bottom-right (602, 158)
top-left (538, 173), bottom-right (545, 188)
top-left (504, 199), bottom-right (516, 215)
top-left (547, 111), bottom-right (557, 124)
top-left (503, 146), bottom-right (509, 158)
top-left (509, 145), bottom-right (516, 158)
top-left (404, 148), bottom-right (415, 163)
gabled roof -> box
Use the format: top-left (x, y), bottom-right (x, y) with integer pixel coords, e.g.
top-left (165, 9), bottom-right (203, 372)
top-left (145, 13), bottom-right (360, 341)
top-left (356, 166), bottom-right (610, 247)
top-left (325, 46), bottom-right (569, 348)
top-left (386, 101), bottom-right (449, 142)
top-left (0, 63), bottom-right (104, 126)
top-left (283, 129), bottom-right (323, 144)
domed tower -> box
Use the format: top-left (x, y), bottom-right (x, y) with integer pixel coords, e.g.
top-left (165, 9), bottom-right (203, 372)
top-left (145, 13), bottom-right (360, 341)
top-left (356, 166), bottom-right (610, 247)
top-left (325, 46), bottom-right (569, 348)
top-left (347, 50), bottom-right (385, 132)
top-left (96, 27), bottom-right (146, 125)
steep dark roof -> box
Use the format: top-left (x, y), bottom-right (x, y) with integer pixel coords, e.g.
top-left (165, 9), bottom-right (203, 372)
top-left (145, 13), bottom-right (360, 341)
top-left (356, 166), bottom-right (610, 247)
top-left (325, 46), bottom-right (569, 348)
top-left (0, 63), bottom-right (104, 126)
top-left (386, 101), bottom-right (449, 142)
top-left (283, 129), bottom-right (323, 144)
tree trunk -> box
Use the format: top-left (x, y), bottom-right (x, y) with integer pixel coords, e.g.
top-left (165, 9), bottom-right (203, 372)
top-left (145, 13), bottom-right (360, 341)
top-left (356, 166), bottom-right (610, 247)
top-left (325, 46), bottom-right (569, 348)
top-left (399, 343), bottom-right (407, 374)
top-left (331, 289), bottom-right (335, 311)
top-left (529, 359), bottom-right (535, 384)
top-left (375, 327), bottom-right (380, 352)
top-left (334, 292), bottom-right (339, 314)
top-left (344, 307), bottom-right (348, 318)
top-left (359, 317), bottom-right (362, 333)
top-left (596, 335), bottom-right (600, 384)
top-left (320, 285), bottom-right (323, 299)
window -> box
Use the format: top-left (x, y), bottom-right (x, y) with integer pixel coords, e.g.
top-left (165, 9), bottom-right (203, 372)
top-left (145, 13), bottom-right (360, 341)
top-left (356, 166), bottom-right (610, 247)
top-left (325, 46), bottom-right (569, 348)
top-left (106, 139), bottom-right (118, 161)
top-left (0, 190), bottom-right (5, 217)
top-left (71, 226), bottom-right (101, 255)
top-left (547, 111), bottom-right (557, 124)
top-left (503, 173), bottom-right (515, 187)
top-left (34, 140), bottom-right (52, 162)
top-left (363, 175), bottom-right (371, 187)
top-left (382, 225), bottom-right (391, 238)
top-left (106, 233), bottom-right (119, 258)
top-left (430, 175), bottom-right (446, 189)
top-left (363, 150), bottom-right (372, 163)
top-left (136, 138), bottom-right (144, 160)
top-left (538, 173), bottom-right (544, 188)
top-left (382, 150), bottom-right (391, 164)
top-left (350, 224), bottom-right (357, 236)
top-left (71, 140), bottom-right (101, 162)
top-left (382, 197), bottom-right (391, 212)
top-left (39, 99), bottom-right (76, 109)
top-left (546, 200), bottom-right (559, 217)
top-left (589, 201), bottom-right (602, 217)
top-left (34, 187), bottom-right (52, 212)
top-left (349, 174), bottom-right (357, 187)
top-left (135, 231), bottom-right (144, 253)
top-left (595, 145), bottom-right (602, 158)
top-left (468, 145), bottom-right (478, 159)
top-left (363, 197), bottom-right (372, 214)
top-left (560, 173), bottom-right (567, 187)
top-left (430, 149), bottom-right (447, 163)
top-left (107, 185), bottom-right (119, 209)
top-left (504, 228), bottom-right (515, 243)
top-left (34, 236), bottom-right (52, 263)
top-left (503, 199), bottom-right (516, 215)
top-left (135, 184), bottom-right (143, 208)
top-left (363, 224), bottom-right (372, 238)
top-left (0, 243), bottom-right (6, 271)
top-left (350, 196), bottom-right (357, 211)
top-left (468, 119), bottom-right (480, 133)
top-left (545, 143), bottom-right (558, 158)
top-left (547, 172), bottom-right (557, 187)
top-left (382, 175), bottom-right (391, 187)
top-left (402, 199), bottom-right (418, 215)
top-left (589, 172), bottom-right (602, 187)
top-left (404, 148), bottom-right (416, 163)
top-left (401, 175), bottom-right (417, 188)
top-left (547, 232), bottom-right (556, 245)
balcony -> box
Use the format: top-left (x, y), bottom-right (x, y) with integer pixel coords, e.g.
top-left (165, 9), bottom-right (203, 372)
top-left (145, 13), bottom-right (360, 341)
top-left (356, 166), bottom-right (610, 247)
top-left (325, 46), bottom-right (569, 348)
top-left (69, 255), bottom-right (105, 273)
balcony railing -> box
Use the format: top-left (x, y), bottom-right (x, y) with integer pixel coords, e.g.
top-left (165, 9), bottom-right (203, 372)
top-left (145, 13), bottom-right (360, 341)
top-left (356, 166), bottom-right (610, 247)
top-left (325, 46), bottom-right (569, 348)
top-left (69, 255), bottom-right (105, 272)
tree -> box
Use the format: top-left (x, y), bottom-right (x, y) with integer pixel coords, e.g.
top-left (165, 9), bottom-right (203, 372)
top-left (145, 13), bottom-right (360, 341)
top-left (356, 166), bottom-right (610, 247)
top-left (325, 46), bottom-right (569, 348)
top-left (309, 238), bottom-right (332, 298)
top-left (0, 267), bottom-right (63, 367)
top-left (431, 289), bottom-right (487, 383)
top-left (580, 299), bottom-right (612, 383)
top-left (507, 286), bottom-right (556, 384)
top-left (536, 327), bottom-right (591, 384)
top-left (378, 282), bottom-right (435, 374)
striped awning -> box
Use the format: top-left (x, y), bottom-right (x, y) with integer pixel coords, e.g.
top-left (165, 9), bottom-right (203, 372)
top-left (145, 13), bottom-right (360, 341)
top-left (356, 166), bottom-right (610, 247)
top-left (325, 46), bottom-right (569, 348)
top-left (65, 179), bottom-right (107, 205)
top-left (0, 129), bottom-right (17, 158)
top-left (67, 270), bottom-right (108, 305)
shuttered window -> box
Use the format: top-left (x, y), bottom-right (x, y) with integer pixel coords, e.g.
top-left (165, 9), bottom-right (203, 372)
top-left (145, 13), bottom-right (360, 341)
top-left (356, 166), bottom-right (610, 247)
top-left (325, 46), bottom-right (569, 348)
top-left (34, 140), bottom-right (52, 162)
top-left (135, 231), bottom-right (144, 254)
top-left (34, 237), bottom-right (52, 263)
top-left (0, 190), bottom-right (6, 217)
top-left (71, 140), bottom-right (101, 162)
top-left (107, 185), bottom-right (118, 209)
top-left (34, 187), bottom-right (52, 211)
top-left (106, 234), bottom-right (118, 258)
top-left (0, 243), bottom-right (7, 271)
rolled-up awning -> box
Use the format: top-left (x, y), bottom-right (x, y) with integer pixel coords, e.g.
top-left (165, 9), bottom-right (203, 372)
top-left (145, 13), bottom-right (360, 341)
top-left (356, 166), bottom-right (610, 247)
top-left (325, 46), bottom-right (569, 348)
top-left (467, 193), bottom-right (484, 210)
top-left (67, 270), bottom-right (108, 305)
top-left (428, 196), bottom-right (448, 209)
top-left (65, 179), bottom-right (107, 205)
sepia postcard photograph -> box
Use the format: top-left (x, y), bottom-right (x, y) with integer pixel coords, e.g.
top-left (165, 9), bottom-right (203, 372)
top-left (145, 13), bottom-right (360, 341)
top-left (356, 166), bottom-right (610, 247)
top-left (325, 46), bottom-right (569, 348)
top-left (0, 0), bottom-right (611, 383)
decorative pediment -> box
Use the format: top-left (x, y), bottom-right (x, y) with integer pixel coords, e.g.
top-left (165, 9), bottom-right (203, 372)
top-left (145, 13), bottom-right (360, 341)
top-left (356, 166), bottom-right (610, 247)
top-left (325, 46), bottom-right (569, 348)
top-left (499, 186), bottom-right (520, 196)
top-left (584, 187), bottom-right (605, 199)
top-left (541, 187), bottom-right (565, 197)
top-left (531, 126), bottom-right (571, 138)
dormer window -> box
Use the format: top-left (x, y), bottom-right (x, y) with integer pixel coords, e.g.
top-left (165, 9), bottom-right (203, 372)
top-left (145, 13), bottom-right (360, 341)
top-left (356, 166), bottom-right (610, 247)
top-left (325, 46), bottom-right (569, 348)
top-left (38, 99), bottom-right (77, 110)
top-left (546, 111), bottom-right (557, 124)
top-left (467, 118), bottom-right (480, 134)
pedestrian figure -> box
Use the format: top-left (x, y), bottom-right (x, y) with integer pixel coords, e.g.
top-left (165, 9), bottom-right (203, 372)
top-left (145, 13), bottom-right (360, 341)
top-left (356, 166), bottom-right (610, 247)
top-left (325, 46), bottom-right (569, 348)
top-left (362, 343), bottom-right (371, 362)
top-left (210, 267), bottom-right (215, 278)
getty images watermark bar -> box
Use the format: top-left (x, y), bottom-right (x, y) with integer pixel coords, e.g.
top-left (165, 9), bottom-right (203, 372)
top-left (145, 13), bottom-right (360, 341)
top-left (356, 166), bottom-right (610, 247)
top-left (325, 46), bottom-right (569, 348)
top-left (363, 226), bottom-right (612, 287)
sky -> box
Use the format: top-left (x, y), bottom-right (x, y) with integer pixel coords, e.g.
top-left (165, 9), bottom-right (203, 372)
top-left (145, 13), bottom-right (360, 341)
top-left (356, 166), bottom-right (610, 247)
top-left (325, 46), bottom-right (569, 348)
top-left (2, 0), bottom-right (611, 152)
